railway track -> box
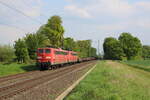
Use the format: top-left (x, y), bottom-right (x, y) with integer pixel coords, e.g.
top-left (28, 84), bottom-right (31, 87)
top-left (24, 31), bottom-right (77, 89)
top-left (0, 61), bottom-right (96, 100)
top-left (0, 70), bottom-right (39, 83)
top-left (0, 63), bottom-right (82, 88)
top-left (0, 69), bottom-right (66, 88)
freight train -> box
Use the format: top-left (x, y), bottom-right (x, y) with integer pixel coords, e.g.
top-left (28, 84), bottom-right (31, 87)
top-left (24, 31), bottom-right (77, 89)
top-left (36, 47), bottom-right (95, 70)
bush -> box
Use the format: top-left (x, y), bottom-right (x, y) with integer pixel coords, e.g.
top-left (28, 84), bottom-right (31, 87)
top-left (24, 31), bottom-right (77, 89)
top-left (0, 45), bottom-right (15, 62)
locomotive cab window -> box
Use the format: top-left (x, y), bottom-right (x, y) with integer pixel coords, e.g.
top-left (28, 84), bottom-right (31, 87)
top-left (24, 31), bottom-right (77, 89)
top-left (45, 49), bottom-right (51, 53)
top-left (38, 49), bottom-right (44, 53)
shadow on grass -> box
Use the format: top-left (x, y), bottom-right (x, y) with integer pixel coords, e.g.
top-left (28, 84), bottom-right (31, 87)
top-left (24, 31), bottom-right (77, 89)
top-left (21, 64), bottom-right (39, 71)
top-left (3, 62), bottom-right (12, 65)
top-left (119, 61), bottom-right (150, 72)
top-left (126, 64), bottom-right (150, 72)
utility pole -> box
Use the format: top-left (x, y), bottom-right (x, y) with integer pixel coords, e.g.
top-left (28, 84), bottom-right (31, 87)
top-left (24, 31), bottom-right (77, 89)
top-left (97, 40), bottom-right (100, 56)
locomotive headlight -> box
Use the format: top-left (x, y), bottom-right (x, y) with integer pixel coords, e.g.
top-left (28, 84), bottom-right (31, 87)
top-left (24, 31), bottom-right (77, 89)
top-left (37, 56), bottom-right (42, 59)
top-left (46, 56), bottom-right (51, 59)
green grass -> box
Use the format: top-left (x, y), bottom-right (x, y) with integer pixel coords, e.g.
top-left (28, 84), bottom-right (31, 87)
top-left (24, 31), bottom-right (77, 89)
top-left (122, 60), bottom-right (150, 72)
top-left (0, 63), bottom-right (38, 77)
top-left (64, 61), bottom-right (150, 100)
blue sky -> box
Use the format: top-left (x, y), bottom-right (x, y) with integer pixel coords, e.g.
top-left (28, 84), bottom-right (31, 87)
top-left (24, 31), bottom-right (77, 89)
top-left (0, 0), bottom-right (150, 52)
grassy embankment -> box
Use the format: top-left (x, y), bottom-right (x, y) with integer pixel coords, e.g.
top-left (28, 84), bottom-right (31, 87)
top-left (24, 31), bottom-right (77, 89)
top-left (0, 63), bottom-right (37, 77)
top-left (64, 61), bottom-right (150, 100)
top-left (122, 60), bottom-right (150, 72)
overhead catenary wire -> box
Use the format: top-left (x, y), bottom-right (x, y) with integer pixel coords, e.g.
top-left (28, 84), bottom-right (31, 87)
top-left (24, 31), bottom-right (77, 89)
top-left (21, 0), bottom-right (48, 19)
top-left (0, 0), bottom-right (43, 25)
top-left (0, 22), bottom-right (29, 33)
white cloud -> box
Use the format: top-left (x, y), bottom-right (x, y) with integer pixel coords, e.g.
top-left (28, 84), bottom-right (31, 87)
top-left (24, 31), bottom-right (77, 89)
top-left (0, 23), bottom-right (41, 45)
top-left (135, 1), bottom-right (150, 8)
top-left (135, 1), bottom-right (150, 11)
top-left (64, 0), bottom-right (135, 18)
top-left (99, 23), bottom-right (126, 31)
top-left (21, 0), bottom-right (43, 17)
top-left (23, 6), bottom-right (41, 17)
top-left (65, 0), bottom-right (74, 2)
top-left (0, 0), bottom-right (43, 18)
top-left (0, 25), bottom-right (25, 44)
top-left (134, 19), bottom-right (150, 29)
top-left (64, 5), bottom-right (92, 18)
top-left (98, 18), bottom-right (150, 32)
top-left (64, 0), bottom-right (150, 18)
top-left (88, 0), bottom-right (134, 17)
top-left (0, 0), bottom-right (43, 44)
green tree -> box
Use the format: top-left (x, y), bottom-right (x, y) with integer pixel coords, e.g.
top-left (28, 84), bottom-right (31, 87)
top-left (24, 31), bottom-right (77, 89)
top-left (119, 33), bottom-right (142, 60)
top-left (142, 45), bottom-right (150, 59)
top-left (25, 33), bottom-right (49, 59)
top-left (103, 37), bottom-right (124, 60)
top-left (63, 37), bottom-right (76, 50)
top-left (40, 16), bottom-right (65, 47)
top-left (14, 39), bottom-right (29, 63)
top-left (90, 47), bottom-right (97, 57)
top-left (76, 40), bottom-right (93, 58)
top-left (25, 34), bottom-right (38, 60)
top-left (0, 45), bottom-right (15, 62)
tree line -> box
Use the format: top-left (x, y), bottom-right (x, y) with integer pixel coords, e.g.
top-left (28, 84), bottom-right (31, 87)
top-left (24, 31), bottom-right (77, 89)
top-left (142, 45), bottom-right (150, 60)
top-left (12, 15), bottom-right (97, 63)
top-left (1, 16), bottom-right (150, 63)
top-left (103, 33), bottom-right (150, 60)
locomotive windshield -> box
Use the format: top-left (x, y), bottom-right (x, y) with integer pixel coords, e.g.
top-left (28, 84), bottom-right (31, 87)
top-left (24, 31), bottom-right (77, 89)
top-left (45, 49), bottom-right (51, 53)
top-left (38, 49), bottom-right (44, 53)
top-left (38, 49), bottom-right (51, 54)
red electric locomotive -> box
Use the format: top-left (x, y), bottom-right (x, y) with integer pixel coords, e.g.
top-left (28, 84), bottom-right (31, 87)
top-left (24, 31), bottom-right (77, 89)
top-left (36, 47), bottom-right (78, 70)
